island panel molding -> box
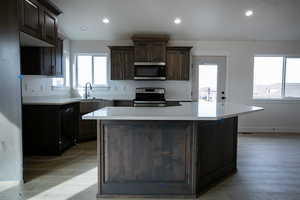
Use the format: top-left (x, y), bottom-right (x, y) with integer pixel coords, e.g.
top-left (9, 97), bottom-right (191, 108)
top-left (96, 118), bottom-right (238, 198)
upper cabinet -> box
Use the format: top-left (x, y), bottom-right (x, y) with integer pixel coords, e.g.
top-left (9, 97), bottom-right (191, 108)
top-left (134, 42), bottom-right (166, 63)
top-left (43, 10), bottom-right (57, 44)
top-left (166, 47), bottom-right (192, 80)
top-left (21, 37), bottom-right (64, 76)
top-left (18, 0), bottom-right (61, 46)
top-left (109, 35), bottom-right (191, 81)
top-left (55, 37), bottom-right (63, 77)
top-left (19, 0), bottom-right (42, 39)
top-left (132, 35), bottom-right (169, 63)
top-left (110, 46), bottom-right (134, 80)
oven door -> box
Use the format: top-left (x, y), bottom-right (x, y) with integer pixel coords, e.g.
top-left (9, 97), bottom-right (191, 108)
top-left (134, 63), bottom-right (166, 80)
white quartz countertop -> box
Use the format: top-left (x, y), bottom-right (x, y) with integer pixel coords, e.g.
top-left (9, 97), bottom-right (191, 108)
top-left (82, 101), bottom-right (264, 121)
top-left (22, 97), bottom-right (81, 105)
top-left (22, 97), bottom-right (192, 106)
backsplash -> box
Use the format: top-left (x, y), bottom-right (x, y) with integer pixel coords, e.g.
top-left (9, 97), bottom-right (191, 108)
top-left (22, 75), bottom-right (70, 97)
top-left (72, 80), bottom-right (192, 100)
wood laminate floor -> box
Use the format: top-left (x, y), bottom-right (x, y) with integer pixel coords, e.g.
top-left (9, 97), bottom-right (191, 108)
top-left (1, 133), bottom-right (300, 200)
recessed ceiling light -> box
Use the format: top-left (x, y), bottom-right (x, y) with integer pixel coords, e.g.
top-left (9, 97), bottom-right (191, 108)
top-left (174, 18), bottom-right (181, 24)
top-left (102, 17), bottom-right (110, 24)
top-left (245, 10), bottom-right (254, 17)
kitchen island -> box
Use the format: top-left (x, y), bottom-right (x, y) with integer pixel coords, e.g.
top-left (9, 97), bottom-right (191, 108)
top-left (83, 101), bottom-right (263, 198)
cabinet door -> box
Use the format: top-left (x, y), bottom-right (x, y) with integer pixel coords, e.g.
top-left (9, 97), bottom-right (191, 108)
top-left (21, 47), bottom-right (43, 75)
top-left (61, 106), bottom-right (77, 151)
top-left (55, 38), bottom-right (63, 77)
top-left (123, 49), bottom-right (134, 79)
top-left (19, 0), bottom-right (42, 38)
top-left (166, 47), bottom-right (191, 80)
top-left (43, 10), bottom-right (57, 45)
top-left (148, 42), bottom-right (166, 62)
top-left (134, 43), bottom-right (149, 62)
top-left (43, 47), bottom-right (56, 75)
top-left (110, 47), bottom-right (134, 80)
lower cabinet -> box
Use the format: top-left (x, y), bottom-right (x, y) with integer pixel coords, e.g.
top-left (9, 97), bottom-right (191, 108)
top-left (113, 100), bottom-right (133, 107)
top-left (78, 100), bottom-right (114, 142)
top-left (22, 103), bottom-right (79, 155)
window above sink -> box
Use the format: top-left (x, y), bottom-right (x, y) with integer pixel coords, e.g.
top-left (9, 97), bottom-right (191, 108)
top-left (75, 54), bottom-right (108, 88)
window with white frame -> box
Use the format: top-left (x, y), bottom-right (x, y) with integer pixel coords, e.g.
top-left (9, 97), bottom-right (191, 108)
top-left (253, 56), bottom-right (300, 99)
top-left (76, 54), bottom-right (108, 88)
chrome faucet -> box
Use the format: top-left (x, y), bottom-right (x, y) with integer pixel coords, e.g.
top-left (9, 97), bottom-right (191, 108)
top-left (84, 82), bottom-right (93, 99)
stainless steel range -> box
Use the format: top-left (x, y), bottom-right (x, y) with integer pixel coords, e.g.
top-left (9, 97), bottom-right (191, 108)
top-left (134, 87), bottom-right (166, 107)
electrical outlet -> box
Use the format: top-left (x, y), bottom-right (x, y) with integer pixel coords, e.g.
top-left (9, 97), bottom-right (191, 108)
top-left (1, 141), bottom-right (6, 152)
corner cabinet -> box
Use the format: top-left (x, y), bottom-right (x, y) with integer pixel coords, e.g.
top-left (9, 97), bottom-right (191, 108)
top-left (109, 46), bottom-right (134, 80)
top-left (166, 47), bottom-right (192, 80)
top-left (21, 37), bottom-right (64, 76)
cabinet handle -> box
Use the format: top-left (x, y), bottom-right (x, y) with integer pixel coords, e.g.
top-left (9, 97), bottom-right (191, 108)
top-left (51, 65), bottom-right (55, 75)
top-left (65, 107), bottom-right (73, 113)
top-left (25, 0), bottom-right (38, 8)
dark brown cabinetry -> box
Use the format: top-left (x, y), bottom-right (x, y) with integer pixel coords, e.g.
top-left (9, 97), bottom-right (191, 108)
top-left (109, 35), bottom-right (191, 81)
top-left (21, 37), bottom-right (63, 76)
top-left (18, 0), bottom-right (61, 46)
top-left (22, 103), bottom-right (79, 155)
top-left (43, 46), bottom-right (56, 75)
top-left (166, 47), bottom-right (192, 80)
top-left (43, 10), bottom-right (57, 44)
top-left (132, 34), bottom-right (169, 63)
top-left (21, 47), bottom-right (44, 75)
top-left (134, 42), bottom-right (167, 63)
top-left (55, 37), bottom-right (63, 76)
top-left (19, 0), bottom-right (42, 38)
top-left (78, 100), bottom-right (114, 142)
top-left (113, 100), bottom-right (133, 107)
top-left (109, 46), bottom-right (134, 80)
top-left (99, 120), bottom-right (194, 196)
top-left (97, 117), bottom-right (238, 198)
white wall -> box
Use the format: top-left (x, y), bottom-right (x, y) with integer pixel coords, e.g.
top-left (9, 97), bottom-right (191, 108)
top-left (71, 40), bottom-right (300, 133)
top-left (0, 0), bottom-right (23, 182)
top-left (22, 76), bottom-right (70, 97)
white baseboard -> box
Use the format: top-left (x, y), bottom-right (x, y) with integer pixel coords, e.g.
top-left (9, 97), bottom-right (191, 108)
top-left (0, 181), bottom-right (22, 186)
top-left (239, 127), bottom-right (300, 133)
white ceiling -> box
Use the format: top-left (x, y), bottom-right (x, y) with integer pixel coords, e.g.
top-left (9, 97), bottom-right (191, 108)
top-left (52, 0), bottom-right (300, 41)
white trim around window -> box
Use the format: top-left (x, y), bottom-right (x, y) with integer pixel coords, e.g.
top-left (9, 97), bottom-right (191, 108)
top-left (253, 55), bottom-right (300, 101)
top-left (75, 53), bottom-right (109, 88)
